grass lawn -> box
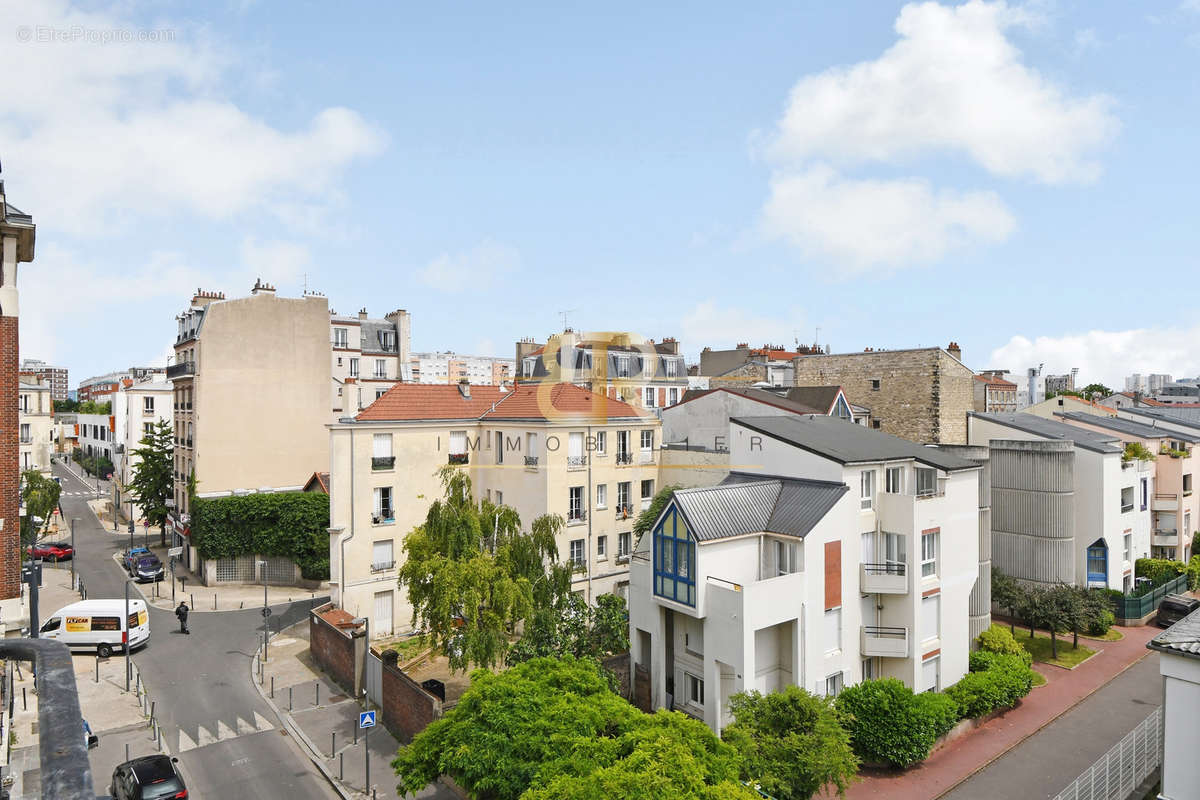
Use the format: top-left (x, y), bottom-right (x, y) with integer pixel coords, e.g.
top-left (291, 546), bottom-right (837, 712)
top-left (1081, 628), bottom-right (1124, 642)
top-left (1012, 629), bottom-right (1096, 669)
top-left (385, 634), bottom-right (431, 663)
top-left (1031, 669), bottom-right (1047, 687)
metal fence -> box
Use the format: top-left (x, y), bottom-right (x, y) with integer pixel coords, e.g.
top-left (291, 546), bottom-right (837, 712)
top-left (365, 649), bottom-right (383, 707)
top-left (1052, 708), bottom-right (1161, 800)
top-left (1113, 575), bottom-right (1188, 619)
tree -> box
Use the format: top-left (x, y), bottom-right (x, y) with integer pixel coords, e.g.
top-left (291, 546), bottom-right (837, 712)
top-left (633, 483), bottom-right (681, 547)
top-left (991, 569), bottom-right (1022, 634)
top-left (398, 467), bottom-right (573, 672)
top-left (393, 656), bottom-right (644, 800)
top-left (1079, 383), bottom-right (1112, 402)
top-left (128, 419), bottom-right (173, 546)
top-left (20, 470), bottom-right (61, 547)
top-left (53, 398), bottom-right (79, 413)
top-left (1029, 585), bottom-right (1073, 659)
top-left (721, 686), bottom-right (859, 800)
top-left (506, 592), bottom-right (630, 667)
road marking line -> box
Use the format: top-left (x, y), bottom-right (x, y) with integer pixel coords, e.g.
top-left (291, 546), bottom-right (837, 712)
top-left (253, 711), bottom-right (274, 732)
top-left (177, 729), bottom-right (197, 753)
top-left (196, 725), bottom-right (217, 747)
top-left (217, 720), bottom-right (237, 741)
top-left (236, 717), bottom-right (256, 736)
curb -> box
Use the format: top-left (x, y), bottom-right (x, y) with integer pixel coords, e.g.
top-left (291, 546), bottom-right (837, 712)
top-left (249, 620), bottom-right (355, 800)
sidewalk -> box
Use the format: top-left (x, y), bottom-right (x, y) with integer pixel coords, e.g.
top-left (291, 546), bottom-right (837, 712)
top-left (251, 622), bottom-right (457, 800)
top-left (5, 566), bottom-right (166, 798)
top-left (833, 623), bottom-right (1160, 800)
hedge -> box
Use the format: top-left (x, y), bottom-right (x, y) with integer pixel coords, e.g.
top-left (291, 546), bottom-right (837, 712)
top-left (1135, 557), bottom-right (1185, 587)
top-left (191, 492), bottom-right (330, 580)
top-left (834, 678), bottom-right (958, 768)
top-left (976, 626), bottom-right (1029, 663)
top-left (947, 653), bottom-right (1034, 718)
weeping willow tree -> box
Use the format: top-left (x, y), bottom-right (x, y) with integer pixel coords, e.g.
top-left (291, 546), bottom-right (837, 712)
top-left (398, 467), bottom-right (572, 672)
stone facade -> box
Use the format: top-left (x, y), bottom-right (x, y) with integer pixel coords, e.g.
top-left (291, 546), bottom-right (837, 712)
top-left (791, 347), bottom-right (974, 444)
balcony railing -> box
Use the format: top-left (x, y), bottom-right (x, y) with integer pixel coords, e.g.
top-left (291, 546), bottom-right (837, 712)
top-left (372, 456), bottom-right (395, 470)
top-left (19, 436), bottom-right (32, 444)
top-left (372, 513), bottom-right (395, 525)
top-left (861, 625), bottom-right (909, 658)
top-left (448, 453), bottom-right (469, 465)
top-left (861, 562), bottom-right (908, 594)
top-left (524, 456), bottom-right (538, 467)
top-left (568, 509), bottom-right (587, 523)
top-left (567, 455), bottom-right (587, 468)
top-left (166, 360), bottom-right (195, 379)
top-left (370, 560), bottom-right (396, 572)
top-left (616, 505), bottom-right (633, 520)
top-left (615, 452), bottom-right (633, 465)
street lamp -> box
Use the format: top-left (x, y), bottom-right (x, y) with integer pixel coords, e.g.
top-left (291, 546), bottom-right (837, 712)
top-left (258, 560), bottom-right (268, 664)
top-left (70, 518), bottom-right (79, 591)
top-left (124, 578), bottom-right (132, 692)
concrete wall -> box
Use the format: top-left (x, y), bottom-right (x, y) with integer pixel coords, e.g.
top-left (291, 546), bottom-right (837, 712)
top-left (988, 438), bottom-right (1076, 587)
top-left (662, 390), bottom-right (796, 449)
top-left (1160, 651), bottom-right (1200, 800)
top-left (791, 349), bottom-right (973, 444)
top-left (659, 448), bottom-right (729, 489)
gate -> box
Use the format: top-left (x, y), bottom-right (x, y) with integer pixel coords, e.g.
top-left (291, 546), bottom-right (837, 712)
top-left (365, 649), bottom-right (383, 708)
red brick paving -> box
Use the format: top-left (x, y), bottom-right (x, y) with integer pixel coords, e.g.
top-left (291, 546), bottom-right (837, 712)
top-left (829, 624), bottom-right (1159, 800)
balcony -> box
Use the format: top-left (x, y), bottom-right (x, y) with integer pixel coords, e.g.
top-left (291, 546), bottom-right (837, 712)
top-left (568, 509), bottom-right (587, 524)
top-left (166, 361), bottom-right (195, 380)
top-left (1152, 493), bottom-right (1178, 512)
top-left (1153, 529), bottom-right (1179, 548)
top-left (567, 455), bottom-right (587, 469)
top-left (615, 505), bottom-right (634, 521)
top-left (524, 456), bottom-right (538, 468)
top-left (448, 453), bottom-right (469, 465)
top-left (861, 626), bottom-right (909, 658)
top-left (615, 452), bottom-right (633, 466)
top-left (372, 456), bottom-right (395, 470)
top-left (370, 560), bottom-right (396, 573)
top-left (860, 562), bottom-right (908, 594)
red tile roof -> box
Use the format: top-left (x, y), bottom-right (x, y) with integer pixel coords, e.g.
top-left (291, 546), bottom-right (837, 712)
top-left (484, 383), bottom-right (646, 421)
top-left (974, 374), bottom-right (1017, 388)
top-left (355, 382), bottom-right (647, 423)
top-left (356, 383), bottom-right (508, 421)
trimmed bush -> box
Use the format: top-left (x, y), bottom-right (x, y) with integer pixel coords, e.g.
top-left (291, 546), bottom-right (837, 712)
top-left (1085, 607), bottom-right (1115, 636)
top-left (949, 653), bottom-right (1034, 718)
top-left (976, 626), bottom-right (1027, 661)
top-left (191, 491), bottom-right (331, 579)
top-left (1187, 554), bottom-right (1200, 592)
top-left (1135, 557), bottom-right (1186, 588)
top-left (834, 679), bottom-right (955, 768)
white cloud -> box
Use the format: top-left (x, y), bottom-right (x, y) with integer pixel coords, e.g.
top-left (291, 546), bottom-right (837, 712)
top-left (989, 327), bottom-right (1200, 388)
top-left (1073, 28), bottom-right (1102, 55)
top-left (769, 1), bottom-right (1117, 184)
top-left (239, 237), bottom-right (312, 287)
top-left (762, 165), bottom-right (1015, 272)
top-left (679, 301), bottom-right (801, 358)
top-left (0, 0), bottom-right (386, 235)
top-left (417, 240), bottom-right (521, 291)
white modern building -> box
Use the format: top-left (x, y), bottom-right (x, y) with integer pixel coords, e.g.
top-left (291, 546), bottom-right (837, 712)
top-left (77, 413), bottom-right (115, 466)
top-left (18, 378), bottom-right (53, 472)
top-left (1149, 609), bottom-right (1200, 800)
top-left (629, 414), bottom-right (982, 733)
top-left (968, 413), bottom-right (1151, 592)
top-left (409, 351), bottom-right (512, 386)
top-left (112, 374), bottom-right (173, 521)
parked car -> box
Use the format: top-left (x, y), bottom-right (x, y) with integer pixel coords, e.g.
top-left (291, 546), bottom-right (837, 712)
top-left (109, 754), bottom-right (187, 799)
top-left (27, 541), bottom-right (74, 561)
top-left (1156, 594), bottom-right (1200, 628)
top-left (132, 555), bottom-right (164, 583)
top-left (123, 547), bottom-right (152, 574)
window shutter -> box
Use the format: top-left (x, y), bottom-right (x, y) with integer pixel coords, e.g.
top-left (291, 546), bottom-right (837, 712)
top-left (824, 541), bottom-right (841, 610)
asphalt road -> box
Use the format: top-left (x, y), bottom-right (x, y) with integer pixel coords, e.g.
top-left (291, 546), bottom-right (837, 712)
top-left (50, 461), bottom-right (337, 800)
top-left (942, 652), bottom-right (1162, 800)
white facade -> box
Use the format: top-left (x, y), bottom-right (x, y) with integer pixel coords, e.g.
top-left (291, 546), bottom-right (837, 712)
top-left (330, 308), bottom-right (412, 415)
top-left (113, 375), bottom-right (173, 520)
top-left (660, 387), bottom-right (854, 450)
top-left (77, 412), bottom-right (115, 466)
top-left (410, 351), bottom-right (513, 386)
top-left (1152, 614), bottom-right (1200, 800)
top-left (18, 379), bottom-right (53, 472)
top-left (629, 416), bottom-right (981, 733)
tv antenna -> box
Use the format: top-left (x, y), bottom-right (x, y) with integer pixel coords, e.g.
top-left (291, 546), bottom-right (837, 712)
top-left (559, 309), bottom-right (578, 331)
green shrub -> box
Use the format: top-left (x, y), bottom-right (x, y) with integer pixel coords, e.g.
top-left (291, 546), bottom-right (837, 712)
top-left (1085, 608), bottom-right (1115, 636)
top-left (191, 491), bottom-right (331, 579)
top-left (977, 625), bottom-right (1026, 659)
top-left (835, 679), bottom-right (953, 768)
top-left (1187, 554), bottom-right (1200, 592)
top-left (950, 653), bottom-right (1034, 718)
top-left (1135, 557), bottom-right (1186, 587)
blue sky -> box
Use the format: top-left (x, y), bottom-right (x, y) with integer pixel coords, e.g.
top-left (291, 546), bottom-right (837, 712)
top-left (4, 0), bottom-right (1200, 387)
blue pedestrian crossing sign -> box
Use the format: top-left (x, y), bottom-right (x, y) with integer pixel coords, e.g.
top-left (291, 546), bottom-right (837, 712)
top-left (359, 710), bottom-right (376, 729)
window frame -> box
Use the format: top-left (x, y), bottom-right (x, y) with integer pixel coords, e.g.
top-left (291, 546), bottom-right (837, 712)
top-left (921, 531), bottom-right (939, 578)
top-left (860, 470), bottom-right (876, 510)
top-left (652, 505), bottom-right (696, 607)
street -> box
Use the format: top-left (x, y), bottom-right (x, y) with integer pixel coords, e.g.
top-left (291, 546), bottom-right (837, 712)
top-left (51, 461), bottom-right (339, 800)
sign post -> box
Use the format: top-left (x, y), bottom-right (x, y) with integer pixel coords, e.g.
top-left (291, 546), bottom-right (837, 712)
top-left (359, 709), bottom-right (375, 791)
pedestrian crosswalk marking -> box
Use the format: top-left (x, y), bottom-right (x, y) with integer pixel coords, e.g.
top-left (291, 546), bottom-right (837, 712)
top-left (217, 720), bottom-right (237, 741)
top-left (236, 717), bottom-right (257, 736)
top-left (253, 711), bottom-right (275, 732)
top-left (177, 729), bottom-right (197, 753)
top-left (196, 725), bottom-right (217, 747)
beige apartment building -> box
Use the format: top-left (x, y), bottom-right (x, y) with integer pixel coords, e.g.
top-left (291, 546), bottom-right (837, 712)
top-left (331, 307), bottom-right (411, 414)
top-left (18, 377), bottom-right (53, 472)
top-left (328, 382), bottom-right (660, 637)
top-left (165, 282), bottom-right (331, 562)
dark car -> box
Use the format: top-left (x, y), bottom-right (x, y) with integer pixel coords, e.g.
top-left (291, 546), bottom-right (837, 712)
top-left (133, 555), bottom-right (164, 583)
top-left (26, 541), bottom-right (74, 561)
top-left (123, 547), bottom-right (152, 574)
top-left (1156, 594), bottom-right (1200, 628)
top-left (110, 754), bottom-right (188, 799)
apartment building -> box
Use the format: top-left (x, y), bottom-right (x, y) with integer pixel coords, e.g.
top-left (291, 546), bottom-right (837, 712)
top-left (973, 372), bottom-right (1018, 413)
top-left (968, 413), bottom-right (1151, 592)
top-left (699, 342), bottom-right (825, 378)
top-left (77, 413), bottom-right (114, 464)
top-left (1055, 412), bottom-right (1198, 561)
top-left (77, 367), bottom-right (164, 403)
top-left (20, 359), bottom-right (68, 402)
top-left (1, 174), bottom-right (37, 619)
top-left (330, 307), bottom-right (411, 413)
top-left (112, 374), bottom-right (174, 521)
top-left (328, 382), bottom-right (659, 637)
top-left (18, 377), bottom-right (53, 472)
top-left (515, 330), bottom-right (688, 411)
top-left (410, 351), bottom-right (513, 386)
top-left (165, 283), bottom-right (330, 559)
top-left (629, 414), bottom-right (981, 733)
top-left (1149, 608), bottom-right (1200, 800)
top-left (790, 343), bottom-right (975, 444)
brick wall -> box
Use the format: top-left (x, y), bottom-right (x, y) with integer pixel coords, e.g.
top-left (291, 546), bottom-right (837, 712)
top-left (0, 316), bottom-right (19, 600)
top-left (792, 349), bottom-right (973, 444)
top-left (309, 606), bottom-right (356, 694)
top-left (380, 656), bottom-right (442, 743)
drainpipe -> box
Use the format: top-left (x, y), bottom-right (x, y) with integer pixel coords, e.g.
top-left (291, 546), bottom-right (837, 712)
top-left (337, 421), bottom-right (357, 609)
top-left (587, 424), bottom-right (594, 604)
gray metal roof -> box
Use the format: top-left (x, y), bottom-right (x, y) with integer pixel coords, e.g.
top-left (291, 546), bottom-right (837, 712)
top-left (970, 412), bottom-right (1123, 454)
top-left (1148, 606), bottom-right (1200, 659)
top-left (1055, 412), bottom-right (1200, 443)
top-left (669, 473), bottom-right (847, 541)
top-left (733, 415), bottom-right (980, 471)
top-left (1123, 407), bottom-right (1200, 431)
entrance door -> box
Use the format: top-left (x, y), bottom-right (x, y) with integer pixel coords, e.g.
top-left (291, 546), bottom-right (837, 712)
top-left (373, 590), bottom-right (394, 637)
top-left (1086, 539), bottom-right (1108, 588)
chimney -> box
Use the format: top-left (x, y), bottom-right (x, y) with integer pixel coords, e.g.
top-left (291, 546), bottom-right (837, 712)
top-left (250, 278), bottom-right (276, 296)
top-left (458, 379), bottom-right (471, 398)
top-left (191, 288), bottom-right (225, 307)
top-left (358, 308), bottom-right (369, 321)
top-left (947, 341), bottom-right (962, 362)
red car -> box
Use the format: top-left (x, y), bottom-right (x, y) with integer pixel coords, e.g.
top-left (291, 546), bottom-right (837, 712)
top-left (27, 541), bottom-right (74, 561)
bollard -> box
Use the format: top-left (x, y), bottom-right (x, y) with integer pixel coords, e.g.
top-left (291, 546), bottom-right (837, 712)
top-left (125, 743), bottom-right (129, 763)
top-left (190, 593), bottom-right (194, 608)
top-left (354, 724), bottom-right (357, 746)
top-left (150, 700), bottom-right (155, 727)
top-left (21, 687), bottom-right (26, 711)
top-left (340, 751), bottom-right (344, 781)
top-left (289, 686), bottom-right (293, 711)
top-left (95, 657), bottom-right (100, 684)
top-left (316, 682), bottom-right (320, 707)
top-left (213, 594), bottom-right (216, 610)
top-left (270, 676), bottom-right (274, 698)
top-left (331, 731), bottom-right (335, 757)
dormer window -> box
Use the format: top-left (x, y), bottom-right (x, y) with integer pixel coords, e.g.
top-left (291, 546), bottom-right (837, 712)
top-left (378, 330), bottom-right (396, 351)
top-left (333, 328), bottom-right (348, 348)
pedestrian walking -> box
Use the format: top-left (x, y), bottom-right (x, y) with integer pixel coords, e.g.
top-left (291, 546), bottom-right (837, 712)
top-left (175, 601), bottom-right (190, 634)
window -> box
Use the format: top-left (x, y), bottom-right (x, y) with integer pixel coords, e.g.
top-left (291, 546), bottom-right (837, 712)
top-left (372, 540), bottom-right (394, 571)
top-left (641, 479), bottom-right (655, 499)
top-left (495, 431), bottom-right (504, 465)
top-left (666, 358), bottom-right (678, 378)
top-left (883, 531), bottom-right (906, 570)
top-left (644, 387), bottom-right (655, 407)
top-left (685, 673), bottom-right (704, 707)
top-left (616, 430), bottom-right (631, 463)
top-left (1123, 533), bottom-right (1132, 564)
top-left (596, 483), bottom-right (607, 508)
top-left (449, 430), bottom-right (467, 455)
top-left (569, 538), bottom-right (585, 566)
top-left (774, 539), bottom-right (799, 576)
top-left (921, 594), bottom-right (940, 643)
top-left (824, 672), bottom-right (844, 698)
top-left (597, 535), bottom-right (607, 559)
top-left (860, 470), bottom-right (875, 510)
top-left (143, 422), bottom-right (153, 436)
top-left (641, 430), bottom-right (654, 451)
top-left (669, 387), bottom-right (679, 405)
top-left (618, 481), bottom-right (632, 514)
top-left (1141, 478), bottom-right (1149, 511)
top-left (618, 531), bottom-right (631, 557)
top-left (568, 431), bottom-right (584, 467)
top-left (916, 468), bottom-right (937, 497)
top-left (379, 330), bottom-right (396, 351)
top-left (333, 328), bottom-right (348, 348)
top-left (885, 466), bottom-right (904, 494)
top-left (652, 505), bottom-right (695, 606)
top-left (870, 378), bottom-right (881, 390)
top-left (143, 396), bottom-right (154, 413)
top-left (921, 656), bottom-right (940, 693)
top-left (19, 424), bottom-right (30, 443)
top-left (374, 359), bottom-right (386, 379)
top-left (376, 389), bottom-right (386, 400)
top-left (1086, 539), bottom-right (1108, 584)
top-left (861, 658), bottom-right (875, 681)
top-left (615, 355), bottom-right (631, 378)
top-left (1120, 487), bottom-right (1134, 513)
top-left (373, 487), bottom-right (393, 523)
top-left (824, 607), bottom-right (842, 654)
top-left (495, 490), bottom-right (503, 506)
top-left (1185, 474), bottom-right (1194, 496)
top-left (596, 431), bottom-right (607, 454)
top-left (526, 432), bottom-right (538, 461)
top-left (568, 486), bottom-right (584, 521)
top-left (349, 358), bottom-right (359, 377)
top-left (921, 530), bottom-right (938, 578)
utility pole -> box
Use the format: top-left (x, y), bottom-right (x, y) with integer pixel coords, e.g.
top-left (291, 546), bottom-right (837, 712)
top-left (124, 579), bottom-right (131, 692)
top-left (70, 518), bottom-right (78, 590)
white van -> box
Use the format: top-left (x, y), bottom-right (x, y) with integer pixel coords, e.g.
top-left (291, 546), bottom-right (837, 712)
top-left (39, 599), bottom-right (150, 657)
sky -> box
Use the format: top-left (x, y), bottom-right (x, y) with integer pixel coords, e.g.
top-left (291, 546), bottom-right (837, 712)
top-left (3, 0), bottom-right (1199, 389)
